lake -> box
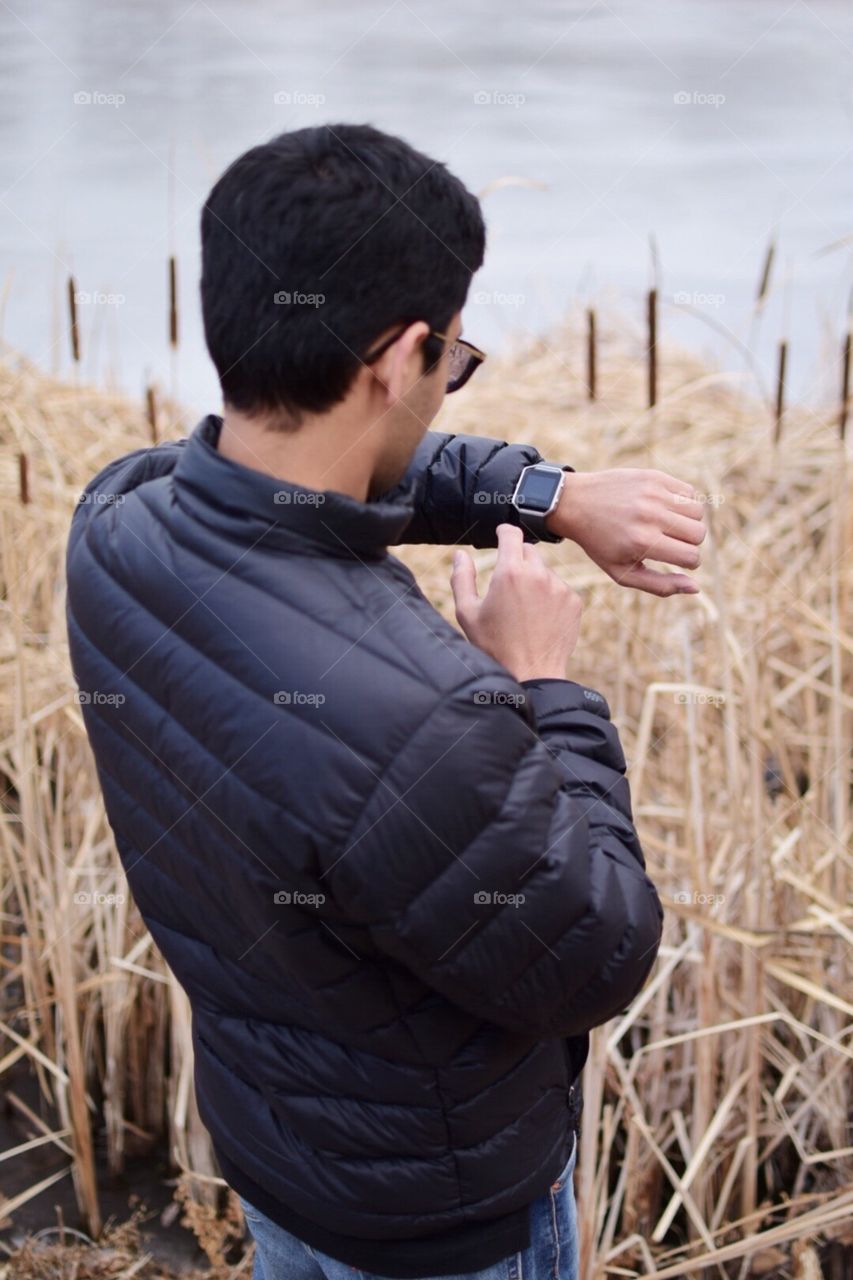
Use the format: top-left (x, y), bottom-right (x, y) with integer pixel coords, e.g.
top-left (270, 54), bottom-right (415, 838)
top-left (1, 0), bottom-right (852, 416)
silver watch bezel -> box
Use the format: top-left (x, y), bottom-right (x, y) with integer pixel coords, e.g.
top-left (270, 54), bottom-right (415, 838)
top-left (510, 463), bottom-right (566, 520)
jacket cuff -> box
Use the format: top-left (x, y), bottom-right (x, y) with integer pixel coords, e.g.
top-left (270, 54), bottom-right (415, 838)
top-left (519, 678), bottom-right (612, 722)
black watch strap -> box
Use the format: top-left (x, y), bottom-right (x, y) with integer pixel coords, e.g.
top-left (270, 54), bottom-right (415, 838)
top-left (518, 509), bottom-right (562, 542)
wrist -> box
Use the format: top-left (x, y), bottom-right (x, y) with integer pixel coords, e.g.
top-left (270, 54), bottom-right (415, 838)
top-left (545, 469), bottom-right (586, 542)
top-left (512, 663), bottom-right (569, 683)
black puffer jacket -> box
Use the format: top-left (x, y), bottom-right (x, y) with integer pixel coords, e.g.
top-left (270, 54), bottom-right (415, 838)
top-left (66, 418), bottom-right (662, 1267)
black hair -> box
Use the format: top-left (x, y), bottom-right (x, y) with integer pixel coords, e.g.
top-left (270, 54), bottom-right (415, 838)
top-left (200, 123), bottom-right (486, 424)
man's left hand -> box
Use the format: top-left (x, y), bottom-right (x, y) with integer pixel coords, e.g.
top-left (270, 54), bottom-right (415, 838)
top-left (546, 468), bottom-right (707, 597)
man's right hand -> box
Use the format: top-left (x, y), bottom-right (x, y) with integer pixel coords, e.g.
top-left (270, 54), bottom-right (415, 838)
top-left (451, 524), bottom-right (583, 683)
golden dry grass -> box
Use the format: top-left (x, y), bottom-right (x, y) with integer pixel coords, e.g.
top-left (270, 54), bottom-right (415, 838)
top-left (1, 315), bottom-right (851, 1278)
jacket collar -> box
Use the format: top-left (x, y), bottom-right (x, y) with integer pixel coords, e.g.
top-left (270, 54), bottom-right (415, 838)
top-left (173, 416), bottom-right (416, 559)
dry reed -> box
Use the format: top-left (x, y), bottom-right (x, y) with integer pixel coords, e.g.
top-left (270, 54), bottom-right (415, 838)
top-left (0, 312), bottom-right (850, 1278)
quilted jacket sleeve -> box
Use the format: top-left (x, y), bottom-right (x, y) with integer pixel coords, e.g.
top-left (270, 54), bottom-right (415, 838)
top-left (384, 431), bottom-right (566, 547)
top-left (74, 431), bottom-right (559, 549)
top-left (328, 672), bottom-right (663, 1039)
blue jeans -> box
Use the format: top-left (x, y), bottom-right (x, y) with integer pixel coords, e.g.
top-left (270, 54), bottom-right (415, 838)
top-left (238, 1132), bottom-right (579, 1280)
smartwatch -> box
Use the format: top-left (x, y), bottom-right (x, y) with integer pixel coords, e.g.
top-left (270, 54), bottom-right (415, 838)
top-left (511, 463), bottom-right (572, 542)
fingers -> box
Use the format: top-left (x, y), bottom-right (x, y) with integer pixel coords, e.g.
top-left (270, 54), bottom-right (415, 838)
top-left (668, 494), bottom-right (706, 523)
top-left (618, 563), bottom-right (700, 597)
top-left (654, 478), bottom-right (706, 570)
top-left (648, 469), bottom-right (705, 515)
top-left (643, 533), bottom-right (703, 572)
top-left (451, 549), bottom-right (479, 619)
top-left (660, 471), bottom-right (696, 500)
top-left (495, 522), bottom-right (526, 568)
top-left (661, 510), bottom-right (707, 546)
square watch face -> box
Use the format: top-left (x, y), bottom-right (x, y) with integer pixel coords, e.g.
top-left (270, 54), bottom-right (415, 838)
top-left (517, 468), bottom-right (561, 512)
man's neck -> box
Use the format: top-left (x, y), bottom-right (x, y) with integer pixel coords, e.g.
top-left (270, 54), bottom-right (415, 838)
top-left (217, 406), bottom-right (374, 502)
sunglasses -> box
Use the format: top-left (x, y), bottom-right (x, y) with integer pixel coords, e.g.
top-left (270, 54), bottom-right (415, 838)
top-left (363, 325), bottom-right (486, 394)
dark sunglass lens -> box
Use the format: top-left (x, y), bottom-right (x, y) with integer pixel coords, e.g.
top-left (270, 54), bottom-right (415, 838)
top-left (446, 343), bottom-right (469, 383)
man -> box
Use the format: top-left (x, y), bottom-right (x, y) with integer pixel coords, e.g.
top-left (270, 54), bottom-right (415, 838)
top-left (66, 124), bottom-right (705, 1280)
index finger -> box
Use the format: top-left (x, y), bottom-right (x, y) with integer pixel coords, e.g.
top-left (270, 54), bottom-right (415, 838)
top-left (496, 522), bottom-right (526, 567)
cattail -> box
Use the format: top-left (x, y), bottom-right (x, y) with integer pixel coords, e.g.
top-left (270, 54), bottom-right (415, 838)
top-left (67, 276), bottom-right (80, 364)
top-left (774, 339), bottom-right (787, 443)
top-left (586, 308), bottom-right (597, 401)
top-left (648, 234), bottom-right (660, 410)
top-left (145, 385), bottom-right (158, 444)
top-left (168, 255), bottom-right (178, 349)
top-left (18, 451), bottom-right (29, 504)
top-left (647, 287), bottom-right (658, 409)
top-left (840, 299), bottom-right (852, 441)
top-left (755, 237), bottom-right (776, 309)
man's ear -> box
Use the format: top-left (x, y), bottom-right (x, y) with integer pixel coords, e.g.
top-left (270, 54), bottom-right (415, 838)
top-left (372, 321), bottom-right (430, 407)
